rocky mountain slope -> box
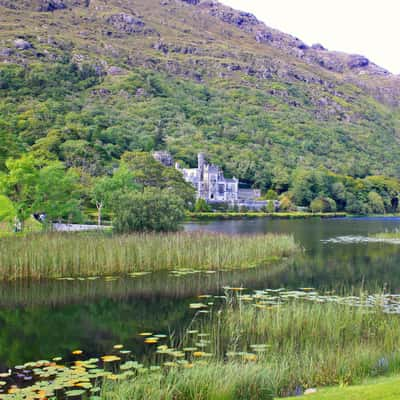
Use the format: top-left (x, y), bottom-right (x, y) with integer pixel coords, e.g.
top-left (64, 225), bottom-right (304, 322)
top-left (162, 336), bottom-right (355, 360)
top-left (1, 0), bottom-right (400, 182)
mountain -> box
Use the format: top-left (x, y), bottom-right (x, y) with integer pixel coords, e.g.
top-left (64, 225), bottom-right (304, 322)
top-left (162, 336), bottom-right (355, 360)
top-left (1, 0), bottom-right (400, 186)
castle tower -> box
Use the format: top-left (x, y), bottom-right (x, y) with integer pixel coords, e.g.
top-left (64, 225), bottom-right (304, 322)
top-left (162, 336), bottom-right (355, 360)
top-left (198, 152), bottom-right (205, 180)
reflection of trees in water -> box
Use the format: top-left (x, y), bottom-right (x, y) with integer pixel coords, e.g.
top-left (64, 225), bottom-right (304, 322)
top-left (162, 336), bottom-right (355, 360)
top-left (1, 243), bottom-right (399, 369)
top-left (0, 261), bottom-right (291, 308)
top-left (280, 243), bottom-right (400, 292)
top-left (0, 296), bottom-right (194, 370)
top-left (0, 261), bottom-right (292, 368)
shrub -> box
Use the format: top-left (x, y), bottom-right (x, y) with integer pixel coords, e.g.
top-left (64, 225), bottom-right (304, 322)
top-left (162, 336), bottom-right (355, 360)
top-left (278, 194), bottom-right (295, 211)
top-left (368, 191), bottom-right (385, 214)
top-left (265, 189), bottom-right (278, 200)
top-left (194, 198), bottom-right (212, 212)
top-left (113, 188), bottom-right (186, 233)
top-left (310, 197), bottom-right (337, 213)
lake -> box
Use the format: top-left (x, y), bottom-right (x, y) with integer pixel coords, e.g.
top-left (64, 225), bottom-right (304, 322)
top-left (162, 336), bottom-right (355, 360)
top-left (1, 217), bottom-right (400, 370)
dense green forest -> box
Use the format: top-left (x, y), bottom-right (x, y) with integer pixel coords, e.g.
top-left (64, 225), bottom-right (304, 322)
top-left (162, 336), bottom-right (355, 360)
top-left (1, 0), bottom-right (400, 222)
top-left (2, 60), bottom-right (400, 181)
top-left (1, 60), bottom-right (400, 222)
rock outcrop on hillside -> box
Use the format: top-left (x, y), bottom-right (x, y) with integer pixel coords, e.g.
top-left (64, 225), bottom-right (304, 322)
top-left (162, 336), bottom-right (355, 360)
top-left (0, 0), bottom-right (90, 11)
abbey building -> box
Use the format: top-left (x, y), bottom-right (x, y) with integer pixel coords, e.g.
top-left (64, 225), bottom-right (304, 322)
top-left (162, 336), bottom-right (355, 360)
top-left (153, 151), bottom-right (264, 208)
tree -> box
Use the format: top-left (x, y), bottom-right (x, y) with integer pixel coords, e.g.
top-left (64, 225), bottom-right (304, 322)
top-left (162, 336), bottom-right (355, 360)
top-left (121, 151), bottom-right (195, 207)
top-left (91, 165), bottom-right (139, 226)
top-left (310, 198), bottom-right (325, 213)
top-left (112, 188), bottom-right (186, 233)
top-left (0, 154), bottom-right (45, 228)
top-left (345, 193), bottom-right (366, 215)
top-left (291, 169), bottom-right (325, 207)
top-left (266, 200), bottom-right (275, 213)
top-left (278, 194), bottom-right (295, 212)
top-left (194, 198), bottom-right (211, 213)
top-left (0, 119), bottom-right (21, 171)
top-left (331, 182), bottom-right (346, 211)
top-left (0, 154), bottom-right (82, 228)
top-left (0, 195), bottom-right (15, 222)
top-left (367, 191), bottom-right (385, 214)
top-left (60, 140), bottom-right (104, 175)
top-left (310, 197), bottom-right (337, 213)
top-left (265, 189), bottom-right (278, 200)
top-left (271, 166), bottom-right (290, 194)
top-left (33, 162), bottom-right (82, 223)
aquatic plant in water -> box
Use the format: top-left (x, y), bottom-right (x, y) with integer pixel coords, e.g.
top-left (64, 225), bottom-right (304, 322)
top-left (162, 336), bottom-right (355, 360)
top-left (3, 288), bottom-right (400, 399)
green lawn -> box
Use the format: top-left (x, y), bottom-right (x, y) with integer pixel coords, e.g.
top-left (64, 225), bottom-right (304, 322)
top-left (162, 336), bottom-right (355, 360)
top-left (285, 376), bottom-right (400, 400)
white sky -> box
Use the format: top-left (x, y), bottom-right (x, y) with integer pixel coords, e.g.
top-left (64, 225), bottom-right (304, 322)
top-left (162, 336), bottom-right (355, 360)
top-left (221, 0), bottom-right (400, 74)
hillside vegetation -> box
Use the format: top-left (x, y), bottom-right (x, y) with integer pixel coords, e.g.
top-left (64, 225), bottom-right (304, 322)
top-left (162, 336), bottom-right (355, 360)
top-left (1, 0), bottom-right (400, 213)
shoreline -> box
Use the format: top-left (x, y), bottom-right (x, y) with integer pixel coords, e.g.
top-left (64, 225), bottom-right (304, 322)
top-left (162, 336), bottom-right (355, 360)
top-left (187, 212), bottom-right (348, 221)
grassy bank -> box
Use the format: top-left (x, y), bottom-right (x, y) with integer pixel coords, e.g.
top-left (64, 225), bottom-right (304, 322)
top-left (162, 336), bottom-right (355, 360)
top-left (0, 232), bottom-right (298, 280)
top-left (106, 373), bottom-right (400, 400)
top-left (286, 375), bottom-right (400, 400)
top-left (188, 212), bottom-right (347, 221)
top-left (104, 372), bottom-right (400, 400)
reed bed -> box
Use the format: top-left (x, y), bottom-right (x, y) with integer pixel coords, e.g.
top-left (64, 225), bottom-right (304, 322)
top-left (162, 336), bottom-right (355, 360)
top-left (0, 232), bottom-right (298, 280)
top-left (207, 295), bottom-right (400, 396)
top-left (102, 362), bottom-right (274, 400)
top-left (102, 291), bottom-right (400, 399)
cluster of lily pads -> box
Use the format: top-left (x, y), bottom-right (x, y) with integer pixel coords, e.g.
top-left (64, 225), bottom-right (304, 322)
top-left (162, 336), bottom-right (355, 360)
top-left (55, 272), bottom-right (152, 282)
top-left (169, 269), bottom-right (218, 278)
top-left (244, 288), bottom-right (400, 314)
top-left (321, 235), bottom-right (400, 244)
top-left (192, 286), bottom-right (400, 315)
top-left (0, 342), bottom-right (158, 400)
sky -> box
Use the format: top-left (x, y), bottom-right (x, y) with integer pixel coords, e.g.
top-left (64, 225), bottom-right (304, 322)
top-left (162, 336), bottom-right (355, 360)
top-left (221, 0), bottom-right (400, 74)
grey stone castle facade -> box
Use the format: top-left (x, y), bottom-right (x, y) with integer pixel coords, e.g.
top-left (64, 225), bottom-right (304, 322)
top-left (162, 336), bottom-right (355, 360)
top-left (153, 151), bottom-right (266, 208)
top-left (178, 153), bottom-right (239, 203)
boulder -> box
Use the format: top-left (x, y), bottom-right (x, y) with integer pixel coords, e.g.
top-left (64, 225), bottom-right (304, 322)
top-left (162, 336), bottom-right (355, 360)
top-left (107, 66), bottom-right (125, 76)
top-left (311, 43), bottom-right (326, 51)
top-left (255, 30), bottom-right (274, 44)
top-left (39, 0), bottom-right (67, 11)
top-left (348, 55), bottom-right (369, 69)
top-left (14, 39), bottom-right (32, 50)
top-left (39, 0), bottom-right (90, 11)
top-left (0, 0), bottom-right (90, 11)
top-left (106, 13), bottom-right (146, 34)
top-left (304, 388), bottom-right (318, 395)
top-left (180, 0), bottom-right (200, 4)
top-left (0, 48), bottom-right (13, 56)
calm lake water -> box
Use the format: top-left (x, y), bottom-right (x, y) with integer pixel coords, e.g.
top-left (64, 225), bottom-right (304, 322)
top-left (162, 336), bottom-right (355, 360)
top-left (1, 217), bottom-right (400, 369)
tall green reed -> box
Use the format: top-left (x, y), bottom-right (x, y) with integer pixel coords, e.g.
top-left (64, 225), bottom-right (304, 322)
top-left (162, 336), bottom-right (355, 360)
top-left (207, 296), bottom-right (400, 395)
top-left (0, 232), bottom-right (299, 280)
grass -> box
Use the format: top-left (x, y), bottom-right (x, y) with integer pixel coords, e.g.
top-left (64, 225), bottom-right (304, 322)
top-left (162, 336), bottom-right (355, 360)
top-left (285, 375), bottom-right (400, 400)
top-left (0, 232), bottom-right (299, 280)
top-left (103, 373), bottom-right (400, 400)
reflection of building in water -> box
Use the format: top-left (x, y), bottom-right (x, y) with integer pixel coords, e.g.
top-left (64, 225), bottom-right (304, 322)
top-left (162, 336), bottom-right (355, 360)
top-left (153, 151), bottom-right (269, 209)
